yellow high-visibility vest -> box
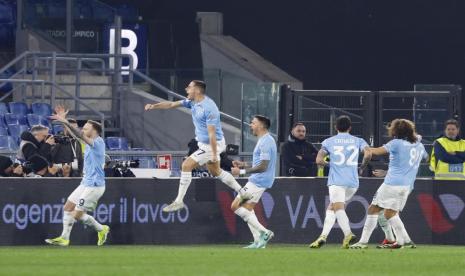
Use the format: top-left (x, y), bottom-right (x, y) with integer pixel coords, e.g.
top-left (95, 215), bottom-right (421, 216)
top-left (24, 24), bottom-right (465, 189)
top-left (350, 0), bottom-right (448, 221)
top-left (317, 156), bottom-right (329, 177)
top-left (431, 137), bottom-right (465, 180)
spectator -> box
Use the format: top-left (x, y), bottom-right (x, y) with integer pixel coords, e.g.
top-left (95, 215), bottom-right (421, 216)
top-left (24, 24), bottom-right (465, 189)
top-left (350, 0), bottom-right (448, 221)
top-left (281, 123), bottom-right (318, 176)
top-left (0, 156), bottom-right (23, 177)
top-left (430, 119), bottom-right (465, 180)
top-left (50, 118), bottom-right (84, 176)
top-left (23, 155), bottom-right (51, 177)
top-left (17, 125), bottom-right (55, 163)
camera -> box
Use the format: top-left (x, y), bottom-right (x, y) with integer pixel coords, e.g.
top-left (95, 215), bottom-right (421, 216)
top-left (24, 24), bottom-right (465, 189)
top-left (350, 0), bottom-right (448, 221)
top-left (53, 135), bottom-right (71, 145)
top-left (105, 160), bottom-right (139, 177)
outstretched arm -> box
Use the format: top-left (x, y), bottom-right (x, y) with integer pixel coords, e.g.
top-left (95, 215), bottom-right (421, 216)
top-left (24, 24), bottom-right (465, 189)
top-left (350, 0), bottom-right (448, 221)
top-left (49, 106), bottom-right (94, 146)
top-left (370, 146), bottom-right (388, 156)
top-left (144, 101), bottom-right (183, 110)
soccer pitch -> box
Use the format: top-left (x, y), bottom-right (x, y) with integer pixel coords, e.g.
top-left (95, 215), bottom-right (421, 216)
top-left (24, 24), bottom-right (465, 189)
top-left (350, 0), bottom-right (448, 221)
top-left (0, 245), bottom-right (464, 275)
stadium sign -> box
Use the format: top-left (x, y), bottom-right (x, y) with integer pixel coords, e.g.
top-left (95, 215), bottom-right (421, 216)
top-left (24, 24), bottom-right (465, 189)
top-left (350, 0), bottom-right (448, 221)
top-left (0, 178), bottom-right (464, 245)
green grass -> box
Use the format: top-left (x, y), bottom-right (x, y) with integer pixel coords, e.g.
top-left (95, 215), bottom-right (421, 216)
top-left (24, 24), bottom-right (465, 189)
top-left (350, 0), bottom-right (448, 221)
top-left (0, 244), bottom-right (464, 275)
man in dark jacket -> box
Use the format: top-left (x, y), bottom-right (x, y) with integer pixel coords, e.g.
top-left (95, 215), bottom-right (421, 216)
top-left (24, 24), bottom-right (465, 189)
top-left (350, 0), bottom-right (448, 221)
top-left (281, 123), bottom-right (318, 176)
top-left (51, 118), bottom-right (84, 177)
top-left (17, 125), bottom-right (55, 163)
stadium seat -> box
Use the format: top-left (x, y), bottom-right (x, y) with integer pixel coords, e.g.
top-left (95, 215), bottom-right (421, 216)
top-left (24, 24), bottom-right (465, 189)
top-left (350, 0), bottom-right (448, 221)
top-left (138, 158), bottom-right (156, 169)
top-left (0, 114), bottom-right (6, 128)
top-left (0, 126), bottom-right (8, 136)
top-left (8, 102), bottom-right (29, 116)
top-left (52, 124), bottom-right (65, 134)
top-left (4, 113), bottom-right (28, 125)
top-left (27, 114), bottom-right (50, 127)
top-left (31, 102), bottom-right (52, 116)
top-left (0, 135), bottom-right (18, 150)
top-left (105, 137), bottom-right (129, 150)
top-left (0, 103), bottom-right (8, 114)
top-left (8, 124), bottom-right (29, 139)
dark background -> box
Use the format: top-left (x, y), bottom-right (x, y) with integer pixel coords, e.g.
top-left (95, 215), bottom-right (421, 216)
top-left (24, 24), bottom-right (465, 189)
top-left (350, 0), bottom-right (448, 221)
top-left (103, 0), bottom-right (465, 90)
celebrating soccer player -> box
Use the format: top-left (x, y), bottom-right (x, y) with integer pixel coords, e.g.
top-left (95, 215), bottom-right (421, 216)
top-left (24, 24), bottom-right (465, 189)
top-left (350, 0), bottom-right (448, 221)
top-left (231, 115), bottom-right (277, 249)
top-left (309, 115), bottom-right (372, 249)
top-left (45, 105), bottom-right (110, 246)
top-left (350, 119), bottom-right (427, 249)
top-left (145, 80), bottom-right (252, 212)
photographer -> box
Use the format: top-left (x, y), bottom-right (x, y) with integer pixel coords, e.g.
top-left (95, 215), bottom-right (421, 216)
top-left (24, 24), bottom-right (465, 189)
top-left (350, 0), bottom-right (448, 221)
top-left (50, 118), bottom-right (84, 177)
top-left (17, 125), bottom-right (55, 164)
top-left (104, 155), bottom-right (137, 177)
top-left (22, 155), bottom-right (55, 177)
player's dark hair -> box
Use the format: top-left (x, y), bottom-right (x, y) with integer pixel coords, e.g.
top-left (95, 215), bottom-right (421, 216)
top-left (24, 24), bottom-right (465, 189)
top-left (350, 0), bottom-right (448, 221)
top-left (292, 122), bottom-right (305, 129)
top-left (254, 115), bottom-right (271, 130)
top-left (335, 115), bottom-right (351, 132)
top-left (445, 119), bottom-right (459, 129)
top-left (192, 80), bottom-right (206, 93)
top-left (87, 120), bottom-right (102, 135)
top-left (387, 119), bottom-right (417, 143)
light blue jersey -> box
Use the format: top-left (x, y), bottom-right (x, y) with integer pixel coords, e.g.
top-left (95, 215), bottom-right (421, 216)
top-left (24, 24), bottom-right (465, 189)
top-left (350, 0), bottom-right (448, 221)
top-left (249, 133), bottom-right (277, 188)
top-left (81, 137), bottom-right (105, 187)
top-left (383, 138), bottom-right (427, 189)
top-left (322, 133), bottom-right (369, 188)
top-left (182, 97), bottom-right (224, 144)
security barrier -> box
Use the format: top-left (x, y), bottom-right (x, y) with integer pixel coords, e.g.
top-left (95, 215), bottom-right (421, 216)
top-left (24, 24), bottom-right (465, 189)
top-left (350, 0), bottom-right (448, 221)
top-left (0, 178), bottom-right (464, 245)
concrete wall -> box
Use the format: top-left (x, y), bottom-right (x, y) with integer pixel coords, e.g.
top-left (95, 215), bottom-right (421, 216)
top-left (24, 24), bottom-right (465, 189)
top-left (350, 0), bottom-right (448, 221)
top-left (121, 88), bottom-right (241, 151)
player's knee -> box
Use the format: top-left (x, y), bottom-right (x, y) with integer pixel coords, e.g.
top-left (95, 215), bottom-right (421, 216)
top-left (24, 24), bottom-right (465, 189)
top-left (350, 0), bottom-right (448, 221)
top-left (231, 199), bottom-right (241, 211)
top-left (332, 202), bottom-right (344, 211)
top-left (63, 201), bottom-right (75, 212)
top-left (384, 209), bottom-right (397, 219)
top-left (367, 204), bottom-right (381, 215)
top-left (181, 161), bottom-right (194, 172)
top-left (209, 167), bottom-right (221, 177)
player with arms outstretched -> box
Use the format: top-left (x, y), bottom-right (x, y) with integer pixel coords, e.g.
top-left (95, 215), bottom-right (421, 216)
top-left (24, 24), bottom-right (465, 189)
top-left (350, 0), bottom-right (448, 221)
top-left (145, 80), bottom-right (251, 212)
top-left (231, 115), bottom-right (277, 249)
top-left (350, 119), bottom-right (427, 249)
top-left (309, 115), bottom-right (372, 249)
top-left (45, 106), bottom-right (109, 246)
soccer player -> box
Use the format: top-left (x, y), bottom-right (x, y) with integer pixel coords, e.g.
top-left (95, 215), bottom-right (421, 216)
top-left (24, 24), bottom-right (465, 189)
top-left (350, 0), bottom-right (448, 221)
top-left (145, 80), bottom-right (251, 212)
top-left (350, 119), bottom-right (427, 249)
top-left (309, 115), bottom-right (372, 249)
top-left (45, 106), bottom-right (109, 246)
top-left (231, 115), bottom-right (277, 249)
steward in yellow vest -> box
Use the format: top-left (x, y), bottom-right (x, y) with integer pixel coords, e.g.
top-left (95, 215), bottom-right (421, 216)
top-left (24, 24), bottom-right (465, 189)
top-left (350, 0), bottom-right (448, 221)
top-left (430, 119), bottom-right (465, 180)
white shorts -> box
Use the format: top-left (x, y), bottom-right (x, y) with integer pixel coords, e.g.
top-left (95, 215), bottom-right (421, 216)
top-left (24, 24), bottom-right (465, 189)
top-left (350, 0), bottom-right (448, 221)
top-left (371, 183), bottom-right (410, 212)
top-left (68, 185), bottom-right (105, 212)
top-left (190, 138), bottom-right (226, 166)
top-left (328, 185), bottom-right (357, 203)
top-left (235, 182), bottom-right (266, 204)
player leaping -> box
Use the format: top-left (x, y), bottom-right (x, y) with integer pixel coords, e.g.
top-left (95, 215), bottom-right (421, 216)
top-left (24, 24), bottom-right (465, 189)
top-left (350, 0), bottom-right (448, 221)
top-left (231, 115), bottom-right (277, 249)
top-left (145, 80), bottom-right (251, 212)
top-left (308, 115), bottom-right (372, 249)
top-left (45, 105), bottom-right (109, 246)
top-left (350, 119), bottom-right (427, 249)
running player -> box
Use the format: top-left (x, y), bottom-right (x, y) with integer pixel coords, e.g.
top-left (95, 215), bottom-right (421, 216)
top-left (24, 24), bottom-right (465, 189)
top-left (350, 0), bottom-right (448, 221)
top-left (145, 80), bottom-right (251, 212)
top-left (309, 115), bottom-right (372, 249)
top-left (231, 115), bottom-right (277, 249)
top-left (350, 119), bottom-right (427, 249)
top-left (45, 105), bottom-right (109, 246)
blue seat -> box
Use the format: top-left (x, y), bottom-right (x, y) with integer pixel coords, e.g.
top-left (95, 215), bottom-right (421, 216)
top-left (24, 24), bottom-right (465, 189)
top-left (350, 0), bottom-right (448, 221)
top-left (4, 113), bottom-right (28, 125)
top-left (27, 114), bottom-right (50, 127)
top-left (8, 124), bottom-right (29, 139)
top-left (31, 102), bottom-right (52, 116)
top-left (0, 103), bottom-right (8, 114)
top-left (105, 137), bottom-right (129, 150)
top-left (0, 126), bottom-right (7, 135)
top-left (52, 124), bottom-right (65, 134)
top-left (8, 102), bottom-right (29, 116)
top-left (0, 135), bottom-right (18, 150)
top-left (0, 114), bottom-right (6, 127)
top-left (137, 158), bottom-right (156, 168)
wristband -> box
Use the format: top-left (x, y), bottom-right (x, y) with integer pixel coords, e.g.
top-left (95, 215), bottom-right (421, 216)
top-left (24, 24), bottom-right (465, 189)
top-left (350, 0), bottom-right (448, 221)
top-left (240, 169), bottom-right (246, 176)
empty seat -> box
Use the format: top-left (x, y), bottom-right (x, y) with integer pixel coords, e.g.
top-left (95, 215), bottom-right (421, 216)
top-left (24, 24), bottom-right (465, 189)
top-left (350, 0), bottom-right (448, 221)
top-left (8, 102), bottom-right (29, 116)
top-left (0, 126), bottom-right (7, 135)
top-left (0, 135), bottom-right (18, 150)
top-left (27, 114), bottom-right (50, 127)
top-left (31, 102), bottom-right (52, 116)
top-left (105, 137), bottom-right (129, 150)
top-left (4, 113), bottom-right (28, 125)
top-left (0, 114), bottom-right (6, 128)
top-left (0, 102), bottom-right (8, 114)
top-left (8, 124), bottom-right (29, 139)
